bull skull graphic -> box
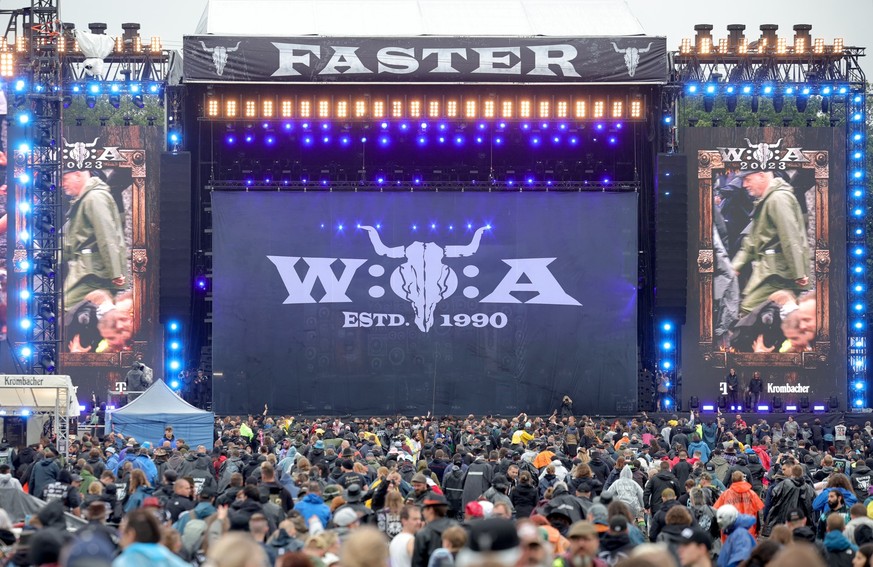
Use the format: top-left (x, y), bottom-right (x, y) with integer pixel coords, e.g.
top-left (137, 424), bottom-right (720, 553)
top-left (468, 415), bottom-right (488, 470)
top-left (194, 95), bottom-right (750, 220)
top-left (744, 138), bottom-right (783, 171)
top-left (200, 41), bottom-right (241, 76)
top-left (611, 42), bottom-right (653, 77)
top-left (360, 226), bottom-right (488, 332)
top-left (63, 137), bottom-right (100, 169)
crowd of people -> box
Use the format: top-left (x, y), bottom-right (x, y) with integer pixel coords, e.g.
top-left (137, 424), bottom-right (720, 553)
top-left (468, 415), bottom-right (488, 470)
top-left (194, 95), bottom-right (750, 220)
top-left (0, 408), bottom-right (872, 567)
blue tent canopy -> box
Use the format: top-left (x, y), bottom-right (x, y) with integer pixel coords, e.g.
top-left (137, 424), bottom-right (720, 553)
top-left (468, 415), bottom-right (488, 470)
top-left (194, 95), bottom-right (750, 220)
top-left (109, 380), bottom-right (214, 449)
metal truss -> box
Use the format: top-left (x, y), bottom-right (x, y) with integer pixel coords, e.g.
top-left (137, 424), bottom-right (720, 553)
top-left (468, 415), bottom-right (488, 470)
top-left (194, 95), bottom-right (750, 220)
top-left (207, 180), bottom-right (641, 192)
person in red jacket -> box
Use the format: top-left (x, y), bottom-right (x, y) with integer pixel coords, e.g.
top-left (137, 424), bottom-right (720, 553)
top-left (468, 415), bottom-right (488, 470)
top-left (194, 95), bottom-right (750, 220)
top-left (714, 471), bottom-right (764, 537)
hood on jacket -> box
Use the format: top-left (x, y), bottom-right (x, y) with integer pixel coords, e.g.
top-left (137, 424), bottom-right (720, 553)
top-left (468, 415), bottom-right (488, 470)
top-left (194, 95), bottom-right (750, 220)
top-left (824, 530), bottom-right (857, 552)
top-left (301, 493), bottom-right (325, 505)
top-left (655, 471), bottom-right (676, 481)
top-left (727, 513), bottom-right (756, 533)
top-left (793, 525), bottom-right (816, 543)
top-left (729, 481), bottom-right (754, 493)
top-left (619, 465), bottom-right (633, 480)
top-left (192, 502), bottom-right (217, 519)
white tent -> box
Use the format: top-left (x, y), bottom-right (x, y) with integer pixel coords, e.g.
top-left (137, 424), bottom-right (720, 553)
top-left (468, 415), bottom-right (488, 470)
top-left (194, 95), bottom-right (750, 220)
top-left (195, 0), bottom-right (647, 36)
top-left (0, 375), bottom-right (79, 416)
top-left (0, 375), bottom-right (79, 459)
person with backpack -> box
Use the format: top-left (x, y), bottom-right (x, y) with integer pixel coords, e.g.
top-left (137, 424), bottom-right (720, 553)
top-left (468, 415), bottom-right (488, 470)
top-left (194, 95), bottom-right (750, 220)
top-left (441, 457), bottom-right (466, 519)
top-left (0, 439), bottom-right (17, 475)
top-left (687, 487), bottom-right (720, 554)
top-left (597, 516), bottom-right (635, 566)
top-left (0, 464), bottom-right (22, 490)
top-left (258, 461), bottom-right (293, 513)
top-left (510, 471), bottom-right (538, 519)
top-left (165, 478), bottom-right (196, 523)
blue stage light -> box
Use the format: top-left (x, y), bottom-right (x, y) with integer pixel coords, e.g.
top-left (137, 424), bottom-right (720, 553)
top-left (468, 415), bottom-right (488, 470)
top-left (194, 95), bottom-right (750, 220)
top-left (855, 381), bottom-right (865, 391)
top-left (855, 171), bottom-right (863, 179)
top-left (763, 85), bottom-right (773, 95)
top-left (661, 360), bottom-right (672, 370)
top-left (170, 379), bottom-right (180, 389)
top-left (664, 116), bottom-right (672, 124)
top-left (170, 341), bottom-right (180, 350)
top-left (801, 86), bottom-right (811, 95)
top-left (17, 113), bottom-right (29, 124)
top-left (148, 83), bottom-right (160, 94)
top-left (20, 346), bottom-right (31, 357)
top-left (20, 409), bottom-right (30, 417)
top-left (854, 208), bottom-right (864, 216)
top-left (854, 189), bottom-right (864, 198)
top-left (130, 84), bottom-right (141, 94)
top-left (856, 285), bottom-right (865, 293)
top-left (266, 136), bottom-right (275, 145)
top-left (742, 85), bottom-right (753, 94)
top-left (321, 136), bottom-right (330, 144)
top-left (454, 135), bottom-right (464, 146)
top-left (705, 84), bottom-right (716, 94)
top-left (687, 84), bottom-right (698, 94)
top-left (821, 86), bottom-right (832, 95)
top-left (854, 113), bottom-right (863, 121)
top-left (88, 83), bottom-right (100, 94)
top-left (340, 135), bottom-right (351, 146)
top-left (494, 136), bottom-right (503, 145)
top-left (302, 135), bottom-right (313, 146)
top-left (784, 86), bottom-right (794, 95)
top-left (855, 266), bottom-right (864, 274)
top-left (726, 86), bottom-right (736, 94)
top-left (380, 122), bottom-right (388, 130)
top-left (20, 318), bottom-right (31, 330)
top-left (225, 134), bottom-right (235, 144)
top-left (531, 136), bottom-right (541, 146)
top-left (662, 322), bottom-right (672, 331)
top-left (855, 321), bottom-right (864, 330)
top-left (169, 321), bottom-right (179, 331)
top-left (14, 79), bottom-right (25, 92)
top-left (20, 290), bottom-right (30, 300)
top-left (854, 133), bottom-right (863, 141)
top-left (663, 341), bottom-right (672, 350)
top-left (169, 131), bottom-right (180, 144)
top-left (664, 398), bottom-right (672, 408)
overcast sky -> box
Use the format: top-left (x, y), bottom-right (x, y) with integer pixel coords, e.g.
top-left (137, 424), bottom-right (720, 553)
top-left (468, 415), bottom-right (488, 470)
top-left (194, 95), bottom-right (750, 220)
top-left (58, 0), bottom-right (872, 78)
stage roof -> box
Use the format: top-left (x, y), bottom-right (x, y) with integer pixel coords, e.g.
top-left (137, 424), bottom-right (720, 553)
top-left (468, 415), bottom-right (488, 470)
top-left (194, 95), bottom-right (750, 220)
top-left (195, 0), bottom-right (647, 37)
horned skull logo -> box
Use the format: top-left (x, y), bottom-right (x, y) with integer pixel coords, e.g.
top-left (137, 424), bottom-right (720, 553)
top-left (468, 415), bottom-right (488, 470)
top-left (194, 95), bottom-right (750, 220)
top-left (744, 138), bottom-right (784, 171)
top-left (611, 42), bottom-right (653, 77)
top-left (200, 41), bottom-right (241, 76)
top-left (359, 226), bottom-right (488, 332)
top-left (63, 138), bottom-right (100, 169)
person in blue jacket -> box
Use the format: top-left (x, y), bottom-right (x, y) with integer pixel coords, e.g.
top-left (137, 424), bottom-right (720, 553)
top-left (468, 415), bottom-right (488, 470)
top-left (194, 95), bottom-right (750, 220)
top-left (113, 508), bottom-right (189, 567)
top-left (716, 504), bottom-right (756, 567)
top-left (294, 481), bottom-right (332, 528)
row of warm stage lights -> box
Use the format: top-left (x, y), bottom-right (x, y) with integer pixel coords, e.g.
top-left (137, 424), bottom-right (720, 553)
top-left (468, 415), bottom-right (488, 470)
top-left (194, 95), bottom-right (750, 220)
top-left (678, 36), bottom-right (844, 56)
top-left (0, 33), bottom-right (163, 54)
top-left (0, 34), bottom-right (163, 78)
top-left (223, 121), bottom-right (626, 148)
top-left (206, 97), bottom-right (644, 122)
top-left (677, 23), bottom-right (844, 57)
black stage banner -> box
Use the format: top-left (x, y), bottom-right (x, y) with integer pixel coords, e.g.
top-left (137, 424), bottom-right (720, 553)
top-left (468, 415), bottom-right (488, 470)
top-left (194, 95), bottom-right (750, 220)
top-left (183, 36), bottom-right (667, 83)
top-left (680, 128), bottom-right (846, 409)
top-left (212, 192), bottom-right (638, 416)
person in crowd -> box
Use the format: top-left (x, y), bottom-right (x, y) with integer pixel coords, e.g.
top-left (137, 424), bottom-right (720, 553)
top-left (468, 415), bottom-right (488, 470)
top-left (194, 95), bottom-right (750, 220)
top-left (716, 504), bottom-right (755, 567)
top-left (823, 513), bottom-right (858, 567)
top-left (113, 508), bottom-right (190, 567)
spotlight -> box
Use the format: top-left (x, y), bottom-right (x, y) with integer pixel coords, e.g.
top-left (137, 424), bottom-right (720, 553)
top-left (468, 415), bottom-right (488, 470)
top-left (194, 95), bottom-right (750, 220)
top-left (689, 396), bottom-right (699, 410)
top-left (169, 360), bottom-right (181, 371)
top-left (750, 95), bottom-right (759, 113)
top-left (821, 97), bottom-right (829, 113)
top-left (38, 301), bottom-right (56, 322)
top-left (726, 94), bottom-right (738, 113)
top-left (800, 396), bottom-right (810, 411)
top-left (796, 93), bottom-right (809, 112)
top-left (86, 94), bottom-right (96, 108)
top-left (132, 94), bottom-right (144, 109)
top-left (39, 350), bottom-right (55, 372)
top-left (170, 379), bottom-right (180, 389)
top-left (109, 94), bottom-right (120, 109)
top-left (168, 321), bottom-right (179, 332)
top-left (773, 94), bottom-right (784, 113)
top-left (37, 212), bottom-right (55, 234)
top-left (829, 396), bottom-right (839, 410)
top-left (36, 127), bottom-right (54, 147)
top-left (35, 255), bottom-right (55, 278)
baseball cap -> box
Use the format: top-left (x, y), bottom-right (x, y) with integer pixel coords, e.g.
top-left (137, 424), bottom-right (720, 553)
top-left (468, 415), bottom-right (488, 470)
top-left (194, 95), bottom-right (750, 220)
top-left (105, 446), bottom-right (116, 454)
top-left (422, 494), bottom-right (449, 507)
top-left (332, 507), bottom-right (358, 527)
top-left (609, 516), bottom-right (628, 534)
top-left (676, 526), bottom-right (713, 550)
top-left (465, 501), bottom-right (484, 519)
top-left (567, 521), bottom-right (598, 538)
top-left (785, 508), bottom-right (806, 522)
